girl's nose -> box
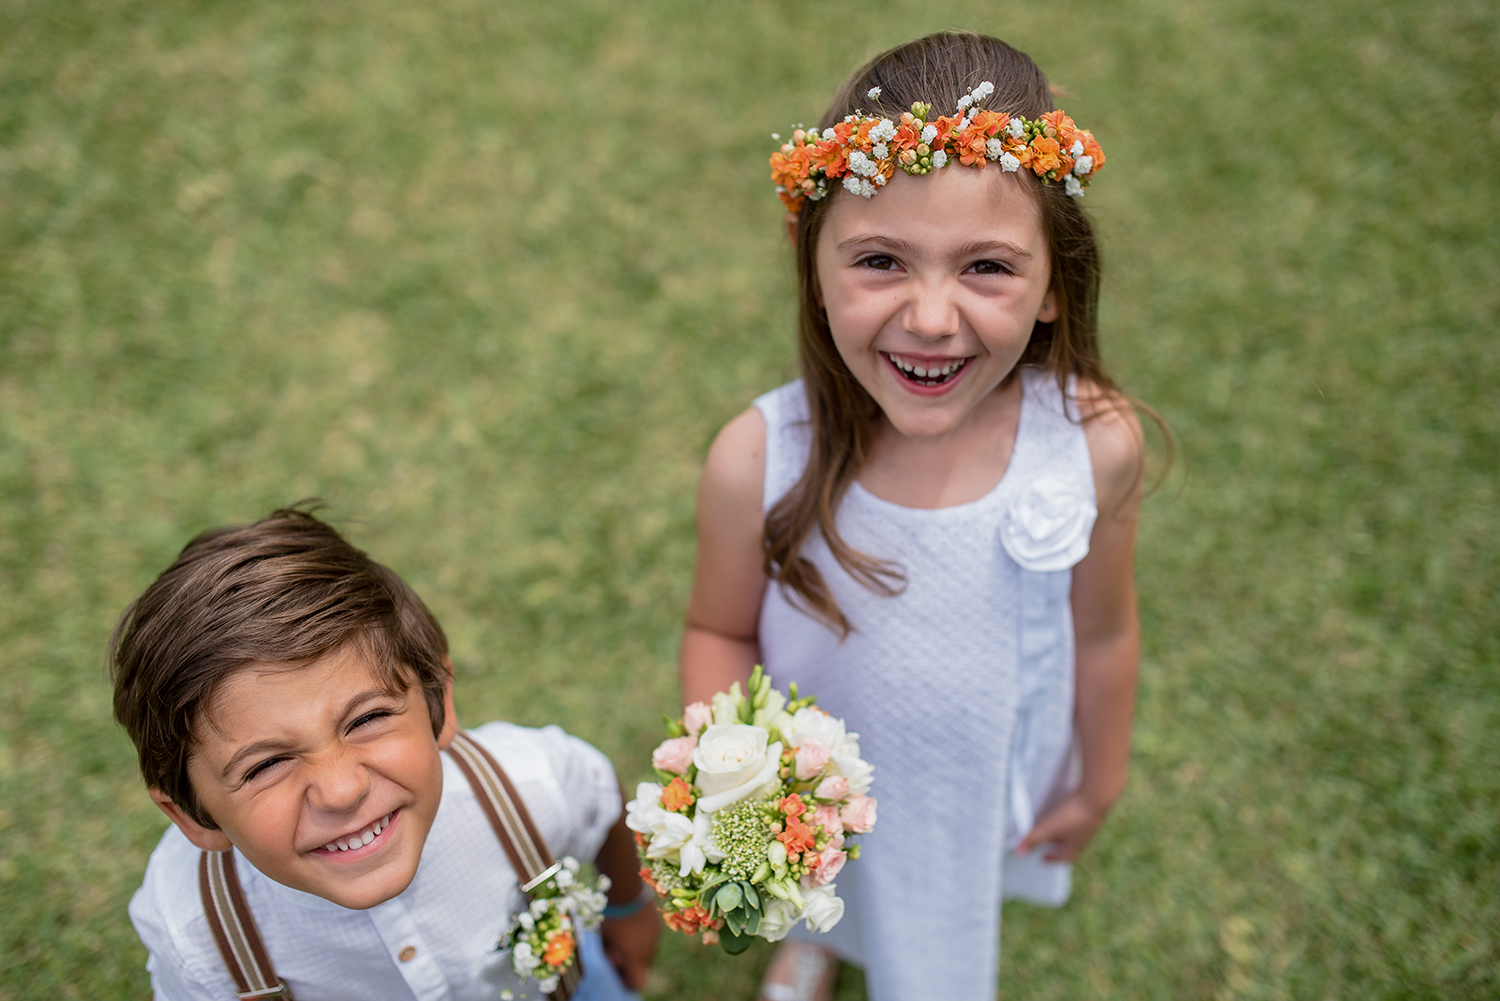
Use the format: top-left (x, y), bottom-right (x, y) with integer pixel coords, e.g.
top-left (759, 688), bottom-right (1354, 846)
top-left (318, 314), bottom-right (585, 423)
top-left (307, 747), bottom-right (371, 814)
top-left (902, 280), bottom-right (959, 340)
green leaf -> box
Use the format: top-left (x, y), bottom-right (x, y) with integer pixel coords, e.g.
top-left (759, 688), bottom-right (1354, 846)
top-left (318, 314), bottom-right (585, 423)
top-left (719, 928), bottom-right (752, 955)
top-left (724, 910), bottom-right (744, 936)
top-left (715, 882), bottom-right (744, 913)
top-left (742, 882), bottom-right (760, 909)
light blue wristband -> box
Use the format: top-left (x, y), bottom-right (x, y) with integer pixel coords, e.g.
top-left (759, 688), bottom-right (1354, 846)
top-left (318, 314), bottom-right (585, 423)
top-left (601, 882), bottom-right (654, 919)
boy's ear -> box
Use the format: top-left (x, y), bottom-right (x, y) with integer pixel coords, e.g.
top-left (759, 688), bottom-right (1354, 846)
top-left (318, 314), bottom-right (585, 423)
top-left (1037, 289), bottom-right (1058, 322)
top-left (436, 656), bottom-right (459, 750)
top-left (149, 788), bottom-right (233, 852)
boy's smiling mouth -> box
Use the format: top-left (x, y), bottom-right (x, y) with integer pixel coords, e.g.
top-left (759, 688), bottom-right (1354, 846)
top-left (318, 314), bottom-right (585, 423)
top-left (883, 351), bottom-right (970, 388)
top-left (315, 809), bottom-right (398, 856)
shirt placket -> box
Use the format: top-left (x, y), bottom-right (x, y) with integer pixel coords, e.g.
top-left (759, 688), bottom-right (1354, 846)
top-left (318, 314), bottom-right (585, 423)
top-left (367, 898), bottom-right (452, 1001)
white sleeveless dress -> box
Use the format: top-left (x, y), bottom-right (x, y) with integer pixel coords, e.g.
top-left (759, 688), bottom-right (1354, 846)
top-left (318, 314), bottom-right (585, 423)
top-left (756, 367), bottom-right (1097, 1000)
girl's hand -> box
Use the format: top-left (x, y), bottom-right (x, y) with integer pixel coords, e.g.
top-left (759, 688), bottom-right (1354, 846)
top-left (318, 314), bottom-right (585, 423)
top-left (1014, 790), bottom-right (1112, 862)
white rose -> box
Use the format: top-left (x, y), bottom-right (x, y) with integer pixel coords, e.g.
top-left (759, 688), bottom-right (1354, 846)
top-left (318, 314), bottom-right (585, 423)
top-left (756, 897), bottom-right (801, 942)
top-left (1000, 474), bottom-right (1096, 571)
top-left (832, 748), bottom-right (875, 795)
top-left (784, 707), bottom-right (845, 751)
top-left (693, 725), bottom-right (783, 813)
top-left (800, 883), bottom-right (846, 933)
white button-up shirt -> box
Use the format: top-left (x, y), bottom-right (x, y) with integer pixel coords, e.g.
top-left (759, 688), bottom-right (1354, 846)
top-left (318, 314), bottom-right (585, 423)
top-left (130, 723), bottom-right (621, 1001)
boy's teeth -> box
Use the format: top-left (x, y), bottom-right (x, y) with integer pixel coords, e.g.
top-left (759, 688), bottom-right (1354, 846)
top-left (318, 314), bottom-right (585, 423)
top-left (324, 813), bottom-right (393, 852)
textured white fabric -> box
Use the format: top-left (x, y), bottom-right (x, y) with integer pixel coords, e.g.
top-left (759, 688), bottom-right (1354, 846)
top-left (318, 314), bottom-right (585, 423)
top-left (755, 367), bottom-right (1095, 1001)
top-left (129, 722), bottom-right (630, 1001)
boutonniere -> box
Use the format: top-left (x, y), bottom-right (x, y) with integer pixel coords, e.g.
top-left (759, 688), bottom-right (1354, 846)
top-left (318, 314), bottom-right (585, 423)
top-left (497, 857), bottom-right (609, 999)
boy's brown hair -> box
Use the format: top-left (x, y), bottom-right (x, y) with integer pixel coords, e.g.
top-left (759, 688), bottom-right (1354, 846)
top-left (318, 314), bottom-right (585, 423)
top-left (109, 506), bottom-right (450, 829)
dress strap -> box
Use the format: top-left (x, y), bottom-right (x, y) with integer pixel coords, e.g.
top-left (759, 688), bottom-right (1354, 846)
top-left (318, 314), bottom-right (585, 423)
top-left (197, 850), bottom-right (295, 1000)
top-left (446, 730), bottom-right (583, 1000)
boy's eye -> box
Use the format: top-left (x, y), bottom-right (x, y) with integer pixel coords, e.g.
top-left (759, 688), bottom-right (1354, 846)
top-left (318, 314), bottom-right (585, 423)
top-left (244, 757), bottom-right (287, 782)
top-left (350, 709), bottom-right (394, 730)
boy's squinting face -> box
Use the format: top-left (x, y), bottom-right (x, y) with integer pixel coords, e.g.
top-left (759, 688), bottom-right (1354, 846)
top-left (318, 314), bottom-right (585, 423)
top-left (154, 642), bottom-right (456, 910)
top-left (814, 165), bottom-right (1055, 442)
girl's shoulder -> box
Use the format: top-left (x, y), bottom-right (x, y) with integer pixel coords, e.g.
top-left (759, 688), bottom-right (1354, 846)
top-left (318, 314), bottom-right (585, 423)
top-left (1073, 377), bottom-right (1145, 517)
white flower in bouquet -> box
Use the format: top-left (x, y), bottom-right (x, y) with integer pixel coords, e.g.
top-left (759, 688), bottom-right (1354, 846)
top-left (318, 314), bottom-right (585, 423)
top-left (693, 724), bottom-right (783, 813)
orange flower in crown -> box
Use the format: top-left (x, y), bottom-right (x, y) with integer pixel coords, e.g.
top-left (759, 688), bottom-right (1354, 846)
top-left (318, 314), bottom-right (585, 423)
top-left (769, 82), bottom-right (1105, 211)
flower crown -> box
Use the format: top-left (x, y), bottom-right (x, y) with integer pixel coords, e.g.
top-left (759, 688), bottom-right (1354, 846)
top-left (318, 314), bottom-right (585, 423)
top-left (770, 81), bottom-right (1105, 212)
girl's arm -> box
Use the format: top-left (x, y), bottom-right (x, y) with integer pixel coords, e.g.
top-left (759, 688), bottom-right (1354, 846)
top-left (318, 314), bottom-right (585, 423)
top-left (679, 407), bottom-right (770, 707)
top-left (1017, 389), bottom-right (1144, 862)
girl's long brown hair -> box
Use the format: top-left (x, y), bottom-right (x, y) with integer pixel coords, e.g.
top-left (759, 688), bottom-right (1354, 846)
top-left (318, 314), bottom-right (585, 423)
top-left (764, 32), bottom-right (1127, 636)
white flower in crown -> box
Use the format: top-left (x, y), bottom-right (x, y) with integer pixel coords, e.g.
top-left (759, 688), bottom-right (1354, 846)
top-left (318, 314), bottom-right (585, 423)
top-left (1001, 473), bottom-right (1097, 571)
top-left (1000, 152), bottom-right (1021, 172)
top-left (987, 137), bottom-right (1004, 159)
top-left (1071, 139), bottom-right (1085, 157)
top-left (1008, 118), bottom-right (1025, 139)
top-left (1075, 155), bottom-right (1094, 175)
top-left (931, 149), bottom-right (948, 169)
top-left (866, 86), bottom-right (882, 100)
top-left (920, 123), bottom-right (938, 145)
top-left (872, 142), bottom-right (889, 160)
top-left (1064, 174), bottom-right (1085, 198)
top-left (869, 118), bottom-right (896, 143)
top-left (848, 150), bottom-right (876, 177)
top-left (957, 94), bottom-right (974, 110)
top-left (972, 81), bottom-right (995, 101)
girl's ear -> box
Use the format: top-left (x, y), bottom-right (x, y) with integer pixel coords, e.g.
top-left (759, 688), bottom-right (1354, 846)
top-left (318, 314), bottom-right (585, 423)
top-left (1037, 290), bottom-right (1058, 322)
top-left (435, 656), bottom-right (459, 749)
top-left (784, 211), bottom-right (799, 247)
top-left (149, 788), bottom-right (233, 852)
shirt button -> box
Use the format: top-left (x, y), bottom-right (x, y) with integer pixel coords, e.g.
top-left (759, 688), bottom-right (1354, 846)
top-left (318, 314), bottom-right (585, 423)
top-left (398, 945), bottom-right (417, 963)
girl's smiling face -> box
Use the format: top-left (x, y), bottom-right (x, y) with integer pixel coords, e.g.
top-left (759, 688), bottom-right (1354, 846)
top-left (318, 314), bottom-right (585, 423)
top-left (154, 641), bottom-right (456, 910)
top-left (814, 165), bottom-right (1056, 442)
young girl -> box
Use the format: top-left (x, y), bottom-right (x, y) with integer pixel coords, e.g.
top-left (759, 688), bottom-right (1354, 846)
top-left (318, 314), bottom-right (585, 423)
top-left (679, 32), bottom-right (1145, 1000)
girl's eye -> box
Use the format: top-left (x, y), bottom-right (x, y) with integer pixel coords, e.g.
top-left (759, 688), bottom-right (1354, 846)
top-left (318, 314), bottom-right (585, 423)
top-left (968, 259), bottom-right (1013, 276)
top-left (858, 254), bottom-right (898, 271)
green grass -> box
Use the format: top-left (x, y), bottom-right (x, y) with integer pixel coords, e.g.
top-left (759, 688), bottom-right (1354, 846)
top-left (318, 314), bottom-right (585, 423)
top-left (1, 0), bottom-right (1495, 997)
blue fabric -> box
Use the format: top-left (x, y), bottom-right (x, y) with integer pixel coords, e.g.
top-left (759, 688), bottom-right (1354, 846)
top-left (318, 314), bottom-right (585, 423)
top-left (572, 928), bottom-right (639, 1001)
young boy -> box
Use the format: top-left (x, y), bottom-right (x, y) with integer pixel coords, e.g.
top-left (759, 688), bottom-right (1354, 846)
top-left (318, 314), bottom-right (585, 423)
top-left (111, 507), bottom-right (658, 1000)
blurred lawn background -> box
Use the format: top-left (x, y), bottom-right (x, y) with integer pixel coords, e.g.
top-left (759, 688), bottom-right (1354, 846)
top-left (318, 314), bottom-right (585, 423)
top-left (1, 0), bottom-right (1495, 997)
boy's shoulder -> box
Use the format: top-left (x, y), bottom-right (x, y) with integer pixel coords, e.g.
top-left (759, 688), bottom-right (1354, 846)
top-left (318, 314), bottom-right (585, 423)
top-left (451, 720), bottom-right (620, 859)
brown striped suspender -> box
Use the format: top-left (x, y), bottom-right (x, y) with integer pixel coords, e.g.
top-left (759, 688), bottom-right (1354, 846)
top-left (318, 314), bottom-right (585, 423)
top-left (197, 729), bottom-right (579, 1001)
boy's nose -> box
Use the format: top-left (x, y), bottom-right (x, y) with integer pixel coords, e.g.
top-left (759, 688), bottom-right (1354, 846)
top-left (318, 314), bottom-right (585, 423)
top-left (307, 747), bottom-right (371, 813)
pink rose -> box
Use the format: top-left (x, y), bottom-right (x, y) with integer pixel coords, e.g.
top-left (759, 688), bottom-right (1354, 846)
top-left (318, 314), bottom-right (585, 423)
top-left (813, 805), bottom-right (845, 847)
top-left (793, 739), bottom-right (831, 780)
top-left (682, 701), bottom-right (713, 738)
top-left (814, 775), bottom-right (848, 801)
top-left (802, 847), bottom-right (847, 887)
top-left (840, 794), bottom-right (877, 834)
top-left (652, 735), bottom-right (697, 775)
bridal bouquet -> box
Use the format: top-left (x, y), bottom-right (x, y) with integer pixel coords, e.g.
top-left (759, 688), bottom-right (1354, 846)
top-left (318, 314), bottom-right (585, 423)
top-left (626, 666), bottom-right (877, 954)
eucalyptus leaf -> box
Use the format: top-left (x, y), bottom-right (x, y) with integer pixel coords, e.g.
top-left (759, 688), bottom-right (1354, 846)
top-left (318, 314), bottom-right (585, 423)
top-left (719, 928), bottom-right (752, 956)
top-left (716, 882), bottom-right (744, 913)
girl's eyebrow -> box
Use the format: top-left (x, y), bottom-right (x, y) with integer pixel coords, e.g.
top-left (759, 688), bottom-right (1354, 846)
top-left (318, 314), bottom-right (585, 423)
top-left (218, 689), bottom-right (399, 779)
top-left (836, 235), bottom-right (1034, 261)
